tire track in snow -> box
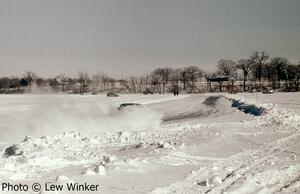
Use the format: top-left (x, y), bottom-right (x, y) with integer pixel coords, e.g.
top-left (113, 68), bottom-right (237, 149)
top-left (205, 131), bottom-right (300, 194)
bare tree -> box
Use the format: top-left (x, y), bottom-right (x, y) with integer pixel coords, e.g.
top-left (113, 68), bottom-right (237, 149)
top-left (217, 59), bottom-right (237, 77)
top-left (129, 77), bottom-right (139, 93)
top-left (48, 78), bottom-right (60, 90)
top-left (262, 63), bottom-right (277, 89)
top-left (78, 72), bottom-right (91, 94)
top-left (91, 73), bottom-right (105, 93)
top-left (296, 63), bottom-right (300, 91)
top-left (92, 73), bottom-right (114, 92)
top-left (237, 59), bottom-right (253, 91)
top-left (137, 76), bottom-right (147, 93)
top-left (151, 68), bottom-right (172, 92)
top-left (282, 63), bottom-right (300, 91)
top-left (269, 57), bottom-right (288, 89)
top-left (139, 75), bottom-right (151, 92)
top-left (250, 51), bottom-right (269, 82)
top-left (119, 79), bottom-right (131, 93)
top-left (204, 73), bottom-right (213, 92)
top-left (169, 68), bottom-right (182, 90)
top-left (295, 63), bottom-right (300, 91)
top-left (0, 77), bottom-right (10, 92)
top-left (151, 69), bottom-right (162, 93)
top-left (23, 71), bottom-right (37, 86)
top-left (161, 68), bottom-right (173, 90)
top-left (170, 68), bottom-right (181, 82)
top-left (103, 75), bottom-right (113, 91)
top-left (9, 77), bottom-right (21, 89)
top-left (180, 70), bottom-right (188, 91)
top-left (217, 59), bottom-right (237, 92)
top-left (56, 74), bottom-right (68, 91)
top-left (184, 66), bottom-right (203, 92)
top-left (35, 77), bottom-right (46, 87)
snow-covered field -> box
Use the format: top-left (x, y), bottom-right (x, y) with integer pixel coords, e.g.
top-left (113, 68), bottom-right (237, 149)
top-left (0, 93), bottom-right (299, 194)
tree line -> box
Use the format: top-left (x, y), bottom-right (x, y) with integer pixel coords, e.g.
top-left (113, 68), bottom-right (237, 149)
top-left (1, 51), bottom-right (300, 94)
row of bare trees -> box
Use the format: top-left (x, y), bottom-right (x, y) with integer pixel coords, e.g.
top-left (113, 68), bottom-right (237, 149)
top-left (1, 51), bottom-right (300, 94)
top-left (147, 51), bottom-right (299, 93)
top-left (211, 51), bottom-right (300, 92)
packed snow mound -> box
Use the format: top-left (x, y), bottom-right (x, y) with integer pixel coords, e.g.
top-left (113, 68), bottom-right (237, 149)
top-left (225, 94), bottom-right (300, 131)
top-left (150, 95), bottom-right (257, 123)
top-left (0, 132), bottom-right (109, 180)
top-left (202, 96), bottom-right (222, 106)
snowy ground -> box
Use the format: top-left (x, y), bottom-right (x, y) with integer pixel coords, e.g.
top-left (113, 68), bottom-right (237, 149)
top-left (0, 93), bottom-right (299, 194)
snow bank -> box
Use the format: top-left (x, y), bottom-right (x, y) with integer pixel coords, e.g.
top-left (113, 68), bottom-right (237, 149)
top-left (225, 93), bottom-right (300, 131)
top-left (0, 132), bottom-right (109, 180)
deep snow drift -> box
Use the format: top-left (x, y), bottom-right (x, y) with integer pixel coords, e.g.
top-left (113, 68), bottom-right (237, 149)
top-left (0, 93), bottom-right (299, 194)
